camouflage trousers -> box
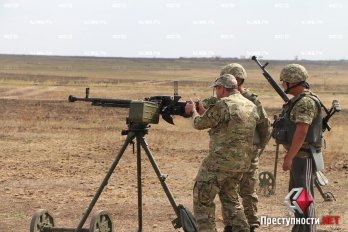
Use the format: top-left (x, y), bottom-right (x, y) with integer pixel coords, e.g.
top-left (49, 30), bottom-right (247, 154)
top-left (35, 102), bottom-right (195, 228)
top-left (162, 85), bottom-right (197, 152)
top-left (221, 150), bottom-right (259, 228)
top-left (193, 167), bottom-right (250, 232)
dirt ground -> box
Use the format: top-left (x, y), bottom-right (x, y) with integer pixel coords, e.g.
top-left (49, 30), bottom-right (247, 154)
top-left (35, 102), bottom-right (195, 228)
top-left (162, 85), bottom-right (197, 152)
top-left (0, 57), bottom-right (347, 232)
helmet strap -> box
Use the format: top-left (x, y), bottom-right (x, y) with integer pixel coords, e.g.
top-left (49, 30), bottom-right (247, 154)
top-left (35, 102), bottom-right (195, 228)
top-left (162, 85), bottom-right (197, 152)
top-left (284, 81), bottom-right (305, 94)
top-left (303, 82), bottom-right (310, 89)
top-left (237, 79), bottom-right (244, 87)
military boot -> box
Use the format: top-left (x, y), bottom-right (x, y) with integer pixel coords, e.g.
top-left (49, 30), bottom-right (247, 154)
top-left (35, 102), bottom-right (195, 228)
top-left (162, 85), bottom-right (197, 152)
top-left (223, 226), bottom-right (233, 232)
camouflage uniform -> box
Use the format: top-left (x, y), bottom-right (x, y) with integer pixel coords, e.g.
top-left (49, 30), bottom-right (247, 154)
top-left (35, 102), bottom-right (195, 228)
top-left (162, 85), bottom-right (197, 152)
top-left (238, 89), bottom-right (271, 229)
top-left (277, 64), bottom-right (322, 232)
top-left (203, 92), bottom-right (271, 229)
top-left (219, 63), bottom-right (272, 230)
top-left (193, 84), bottom-right (259, 232)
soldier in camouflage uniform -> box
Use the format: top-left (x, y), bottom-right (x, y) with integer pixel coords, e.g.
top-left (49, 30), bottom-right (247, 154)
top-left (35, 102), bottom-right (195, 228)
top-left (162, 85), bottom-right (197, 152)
top-left (275, 64), bottom-right (322, 232)
top-left (185, 74), bottom-right (259, 232)
top-left (218, 63), bottom-right (272, 232)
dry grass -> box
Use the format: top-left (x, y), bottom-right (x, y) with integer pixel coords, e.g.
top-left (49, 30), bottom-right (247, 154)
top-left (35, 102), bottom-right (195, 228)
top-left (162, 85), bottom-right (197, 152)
top-left (0, 55), bottom-right (347, 231)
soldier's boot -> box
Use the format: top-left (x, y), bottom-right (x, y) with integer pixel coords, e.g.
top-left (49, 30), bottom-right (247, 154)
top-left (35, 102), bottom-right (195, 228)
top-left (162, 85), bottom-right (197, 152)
top-left (223, 226), bottom-right (233, 232)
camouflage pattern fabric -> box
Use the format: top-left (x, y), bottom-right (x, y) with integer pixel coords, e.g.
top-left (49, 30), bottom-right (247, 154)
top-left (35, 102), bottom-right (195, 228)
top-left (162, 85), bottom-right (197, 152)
top-left (222, 89), bottom-right (270, 228)
top-left (193, 92), bottom-right (259, 172)
top-left (202, 96), bottom-right (218, 110)
top-left (192, 91), bottom-right (259, 232)
top-left (211, 74), bottom-right (238, 88)
top-left (193, 167), bottom-right (248, 232)
top-left (280, 64), bottom-right (308, 83)
top-left (220, 63), bottom-right (247, 80)
top-left (236, 148), bottom-right (259, 228)
top-left (241, 89), bottom-right (271, 150)
top-left (220, 149), bottom-right (259, 229)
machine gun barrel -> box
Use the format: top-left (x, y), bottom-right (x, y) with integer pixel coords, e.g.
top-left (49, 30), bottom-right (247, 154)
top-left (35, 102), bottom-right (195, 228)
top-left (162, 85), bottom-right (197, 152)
top-left (68, 95), bottom-right (131, 108)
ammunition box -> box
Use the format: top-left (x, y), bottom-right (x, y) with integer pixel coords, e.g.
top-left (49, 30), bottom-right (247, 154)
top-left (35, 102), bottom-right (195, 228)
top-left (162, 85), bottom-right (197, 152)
top-left (129, 101), bottom-right (160, 124)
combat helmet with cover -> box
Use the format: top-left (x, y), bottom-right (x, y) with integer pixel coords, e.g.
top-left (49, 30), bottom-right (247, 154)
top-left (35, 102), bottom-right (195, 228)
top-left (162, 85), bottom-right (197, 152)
top-left (220, 63), bottom-right (247, 80)
top-left (280, 64), bottom-right (308, 83)
top-left (210, 74), bottom-right (238, 89)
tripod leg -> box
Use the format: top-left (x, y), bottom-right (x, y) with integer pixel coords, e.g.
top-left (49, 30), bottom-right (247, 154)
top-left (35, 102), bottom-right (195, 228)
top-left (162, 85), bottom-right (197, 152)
top-left (136, 135), bottom-right (143, 232)
top-left (139, 137), bottom-right (180, 217)
top-left (75, 132), bottom-right (136, 232)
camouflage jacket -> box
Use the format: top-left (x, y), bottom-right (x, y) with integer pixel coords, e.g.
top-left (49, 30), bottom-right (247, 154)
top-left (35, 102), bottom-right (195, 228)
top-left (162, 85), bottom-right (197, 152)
top-left (203, 89), bottom-right (271, 150)
top-left (241, 89), bottom-right (271, 149)
top-left (193, 91), bottom-right (259, 172)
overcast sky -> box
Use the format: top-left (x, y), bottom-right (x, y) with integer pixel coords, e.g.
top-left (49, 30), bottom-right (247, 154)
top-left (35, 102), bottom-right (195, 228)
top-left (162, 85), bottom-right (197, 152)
top-left (1, 0), bottom-right (347, 60)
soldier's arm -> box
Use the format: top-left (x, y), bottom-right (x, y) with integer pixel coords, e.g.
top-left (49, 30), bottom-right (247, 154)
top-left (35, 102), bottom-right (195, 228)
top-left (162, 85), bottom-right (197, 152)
top-left (192, 102), bottom-right (225, 130)
top-left (202, 96), bottom-right (218, 108)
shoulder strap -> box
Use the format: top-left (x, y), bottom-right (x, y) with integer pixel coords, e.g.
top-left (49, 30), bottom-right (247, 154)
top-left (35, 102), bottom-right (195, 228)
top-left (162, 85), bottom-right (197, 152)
top-left (288, 92), bottom-right (321, 116)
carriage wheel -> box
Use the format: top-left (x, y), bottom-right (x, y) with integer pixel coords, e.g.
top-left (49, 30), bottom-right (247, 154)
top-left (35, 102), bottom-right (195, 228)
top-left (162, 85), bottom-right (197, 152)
top-left (258, 171), bottom-right (275, 196)
top-left (89, 210), bottom-right (114, 232)
top-left (30, 209), bottom-right (55, 232)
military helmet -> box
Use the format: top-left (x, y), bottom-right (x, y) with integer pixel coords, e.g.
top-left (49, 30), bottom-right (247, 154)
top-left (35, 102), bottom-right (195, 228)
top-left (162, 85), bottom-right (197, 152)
top-left (210, 74), bottom-right (238, 89)
top-left (220, 63), bottom-right (247, 80)
top-left (280, 64), bottom-right (308, 83)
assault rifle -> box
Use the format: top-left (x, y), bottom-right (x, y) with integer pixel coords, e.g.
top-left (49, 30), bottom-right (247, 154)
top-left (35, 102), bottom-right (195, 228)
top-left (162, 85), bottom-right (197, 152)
top-left (68, 82), bottom-right (191, 125)
top-left (251, 56), bottom-right (340, 132)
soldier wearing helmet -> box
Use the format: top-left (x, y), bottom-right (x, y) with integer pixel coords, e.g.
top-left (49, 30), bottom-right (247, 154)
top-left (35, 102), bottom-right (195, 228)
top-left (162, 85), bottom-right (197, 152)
top-left (219, 63), bottom-right (271, 232)
top-left (277, 64), bottom-right (323, 232)
top-left (280, 64), bottom-right (310, 93)
top-left (185, 74), bottom-right (260, 232)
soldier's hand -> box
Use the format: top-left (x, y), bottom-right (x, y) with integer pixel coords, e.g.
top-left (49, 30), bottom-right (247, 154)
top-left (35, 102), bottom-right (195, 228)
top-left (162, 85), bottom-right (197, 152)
top-left (196, 98), bottom-right (206, 114)
top-left (283, 154), bottom-right (293, 171)
top-left (185, 99), bottom-right (196, 115)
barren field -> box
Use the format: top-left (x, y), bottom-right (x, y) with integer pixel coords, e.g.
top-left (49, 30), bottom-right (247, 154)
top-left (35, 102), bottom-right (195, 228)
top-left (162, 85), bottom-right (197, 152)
top-left (0, 55), bottom-right (347, 232)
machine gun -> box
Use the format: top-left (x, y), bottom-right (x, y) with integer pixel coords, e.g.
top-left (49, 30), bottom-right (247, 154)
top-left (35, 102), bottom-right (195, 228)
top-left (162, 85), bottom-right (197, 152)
top-left (31, 82), bottom-right (198, 232)
top-left (252, 56), bottom-right (340, 201)
top-left (68, 83), bottom-right (190, 125)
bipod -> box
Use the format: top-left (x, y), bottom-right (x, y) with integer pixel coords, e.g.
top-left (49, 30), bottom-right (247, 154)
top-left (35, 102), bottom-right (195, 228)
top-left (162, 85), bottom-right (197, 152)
top-left (30, 122), bottom-right (197, 232)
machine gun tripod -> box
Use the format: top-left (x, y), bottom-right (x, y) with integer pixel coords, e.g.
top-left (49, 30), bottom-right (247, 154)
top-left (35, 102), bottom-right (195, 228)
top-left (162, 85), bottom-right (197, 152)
top-left (30, 88), bottom-right (197, 232)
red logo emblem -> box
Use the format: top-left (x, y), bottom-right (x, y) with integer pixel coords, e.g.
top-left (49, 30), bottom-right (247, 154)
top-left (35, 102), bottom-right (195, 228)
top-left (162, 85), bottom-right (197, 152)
top-left (321, 215), bottom-right (340, 225)
top-left (285, 187), bottom-right (313, 214)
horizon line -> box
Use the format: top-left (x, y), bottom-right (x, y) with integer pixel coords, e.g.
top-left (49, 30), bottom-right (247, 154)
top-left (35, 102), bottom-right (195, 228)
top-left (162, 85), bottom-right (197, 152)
top-left (0, 53), bottom-right (347, 62)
